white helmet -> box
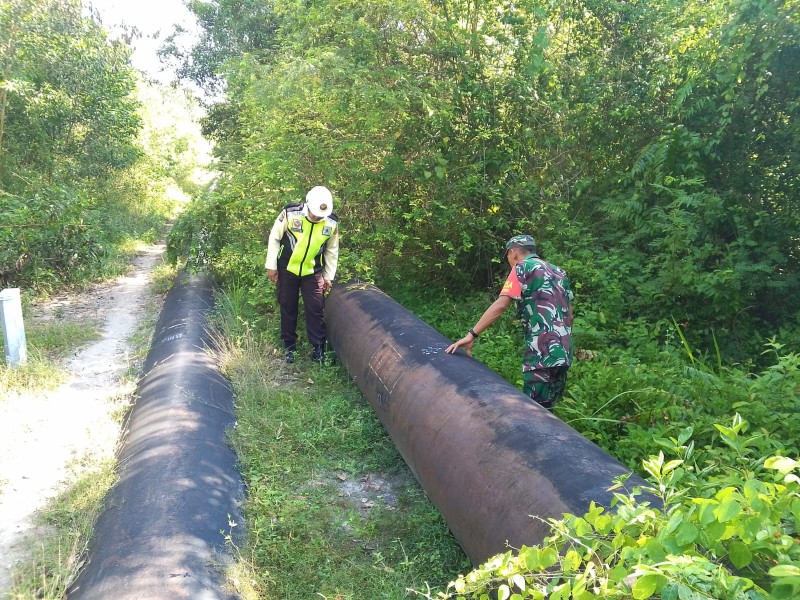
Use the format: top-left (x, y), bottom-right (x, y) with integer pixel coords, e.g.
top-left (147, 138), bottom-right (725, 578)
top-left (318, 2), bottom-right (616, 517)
top-left (305, 186), bottom-right (333, 218)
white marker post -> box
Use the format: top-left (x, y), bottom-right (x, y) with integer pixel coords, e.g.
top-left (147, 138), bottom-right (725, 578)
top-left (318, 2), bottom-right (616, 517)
top-left (0, 288), bottom-right (28, 368)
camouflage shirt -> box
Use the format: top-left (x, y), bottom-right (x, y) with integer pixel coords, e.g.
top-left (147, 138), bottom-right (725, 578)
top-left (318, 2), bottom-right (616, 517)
top-left (500, 254), bottom-right (573, 371)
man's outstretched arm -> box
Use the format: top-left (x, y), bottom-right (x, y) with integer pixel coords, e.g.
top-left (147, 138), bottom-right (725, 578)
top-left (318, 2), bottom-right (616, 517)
top-left (445, 295), bottom-right (513, 356)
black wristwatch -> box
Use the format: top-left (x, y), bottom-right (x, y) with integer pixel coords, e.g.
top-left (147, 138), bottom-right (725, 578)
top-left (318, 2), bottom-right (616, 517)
top-left (469, 328), bottom-right (479, 339)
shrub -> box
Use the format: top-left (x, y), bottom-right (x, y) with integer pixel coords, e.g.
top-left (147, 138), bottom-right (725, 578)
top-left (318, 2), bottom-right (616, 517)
top-left (418, 418), bottom-right (799, 600)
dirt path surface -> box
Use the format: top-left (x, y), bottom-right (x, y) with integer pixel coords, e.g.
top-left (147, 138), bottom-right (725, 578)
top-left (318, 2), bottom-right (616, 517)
top-left (0, 243), bottom-right (166, 597)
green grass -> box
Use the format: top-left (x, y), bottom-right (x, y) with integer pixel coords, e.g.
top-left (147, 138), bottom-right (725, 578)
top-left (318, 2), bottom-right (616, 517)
top-left (150, 259), bottom-right (179, 295)
top-left (26, 320), bottom-right (102, 358)
top-left (213, 290), bottom-right (470, 599)
top-left (7, 458), bottom-right (118, 600)
top-left (0, 318), bottom-right (102, 398)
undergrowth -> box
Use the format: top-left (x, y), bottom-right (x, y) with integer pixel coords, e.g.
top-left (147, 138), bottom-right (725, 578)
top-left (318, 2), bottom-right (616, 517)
top-left (212, 285), bottom-right (470, 599)
top-left (417, 440), bottom-right (799, 599)
top-left (383, 283), bottom-right (799, 599)
top-left (208, 278), bottom-right (798, 599)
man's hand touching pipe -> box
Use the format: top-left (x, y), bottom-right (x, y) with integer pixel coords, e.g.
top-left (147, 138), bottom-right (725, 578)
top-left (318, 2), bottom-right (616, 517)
top-left (445, 335), bottom-right (474, 357)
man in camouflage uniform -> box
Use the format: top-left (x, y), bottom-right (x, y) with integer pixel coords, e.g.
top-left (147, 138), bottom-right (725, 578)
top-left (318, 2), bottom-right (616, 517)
top-left (445, 235), bottom-right (573, 410)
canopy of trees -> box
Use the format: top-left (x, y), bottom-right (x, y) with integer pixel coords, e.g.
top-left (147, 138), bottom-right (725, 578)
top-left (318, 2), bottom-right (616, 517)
top-left (0, 0), bottom-right (196, 289)
top-left (167, 0), bottom-right (799, 362)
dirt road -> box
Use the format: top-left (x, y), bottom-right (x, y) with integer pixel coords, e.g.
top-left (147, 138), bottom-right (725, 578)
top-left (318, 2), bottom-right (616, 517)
top-left (0, 243), bottom-right (166, 597)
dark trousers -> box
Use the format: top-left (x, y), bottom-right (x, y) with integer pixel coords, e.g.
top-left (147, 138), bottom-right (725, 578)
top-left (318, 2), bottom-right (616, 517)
top-left (277, 269), bottom-right (326, 350)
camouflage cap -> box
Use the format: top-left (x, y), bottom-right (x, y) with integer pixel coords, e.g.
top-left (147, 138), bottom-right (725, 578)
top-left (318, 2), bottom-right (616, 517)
top-left (505, 234), bottom-right (537, 251)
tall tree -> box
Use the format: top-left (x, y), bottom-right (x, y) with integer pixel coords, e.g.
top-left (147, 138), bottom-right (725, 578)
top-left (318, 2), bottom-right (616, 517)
top-left (0, 0), bottom-right (140, 185)
top-left (170, 0), bottom-right (800, 356)
top-left (0, 0), bottom-right (151, 287)
top-left (159, 0), bottom-right (281, 93)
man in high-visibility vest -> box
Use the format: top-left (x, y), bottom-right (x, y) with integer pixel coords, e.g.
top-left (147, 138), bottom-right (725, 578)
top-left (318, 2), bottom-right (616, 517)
top-left (266, 186), bottom-right (340, 363)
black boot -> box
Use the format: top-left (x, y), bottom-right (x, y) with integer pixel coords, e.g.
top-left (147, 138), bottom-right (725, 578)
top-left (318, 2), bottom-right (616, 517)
top-left (285, 344), bottom-right (296, 364)
top-left (311, 343), bottom-right (325, 363)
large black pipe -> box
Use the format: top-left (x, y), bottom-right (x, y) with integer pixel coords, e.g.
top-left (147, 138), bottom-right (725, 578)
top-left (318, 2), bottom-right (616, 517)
top-left (68, 272), bottom-right (243, 600)
top-left (327, 282), bottom-right (653, 565)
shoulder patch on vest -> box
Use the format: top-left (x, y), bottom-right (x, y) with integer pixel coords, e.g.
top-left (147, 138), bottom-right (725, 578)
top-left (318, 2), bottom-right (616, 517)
top-left (322, 225), bottom-right (333, 236)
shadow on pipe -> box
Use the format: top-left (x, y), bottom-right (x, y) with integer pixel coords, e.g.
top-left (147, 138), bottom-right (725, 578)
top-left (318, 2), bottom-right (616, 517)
top-left (68, 271), bottom-right (243, 600)
top-left (327, 282), bottom-right (656, 566)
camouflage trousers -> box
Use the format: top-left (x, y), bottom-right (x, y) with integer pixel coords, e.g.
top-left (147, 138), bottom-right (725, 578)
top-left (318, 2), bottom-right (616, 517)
top-left (522, 366), bottom-right (569, 411)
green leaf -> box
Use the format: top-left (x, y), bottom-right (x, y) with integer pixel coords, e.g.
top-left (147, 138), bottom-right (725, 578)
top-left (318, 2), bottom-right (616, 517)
top-left (719, 523), bottom-right (738, 541)
top-left (696, 499), bottom-right (718, 525)
top-left (674, 521), bottom-right (699, 546)
top-left (770, 565), bottom-right (800, 578)
top-left (539, 547), bottom-right (558, 568)
top-left (644, 537), bottom-right (668, 562)
top-left (740, 515), bottom-right (763, 542)
top-left (677, 426), bottom-right (693, 445)
top-left (549, 582), bottom-right (570, 600)
top-left (632, 574), bottom-right (666, 599)
top-left (703, 520), bottom-right (726, 543)
top-left (661, 583), bottom-right (679, 600)
top-left (771, 582), bottom-right (800, 599)
top-left (609, 565), bottom-right (628, 583)
top-left (594, 514), bottom-right (612, 535)
top-left (677, 583), bottom-right (705, 600)
top-left (562, 549), bottom-right (581, 572)
top-left (663, 511), bottom-right (684, 535)
top-left (765, 456), bottom-right (798, 475)
top-left (728, 541), bottom-right (753, 569)
top-left (572, 517), bottom-right (592, 537)
top-left (714, 499), bottom-right (741, 523)
top-left (521, 546), bottom-right (540, 570)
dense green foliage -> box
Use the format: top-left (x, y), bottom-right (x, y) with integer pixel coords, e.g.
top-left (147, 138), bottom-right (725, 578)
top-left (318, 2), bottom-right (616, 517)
top-left (425, 444), bottom-right (800, 600)
top-left (0, 0), bottom-right (198, 290)
top-left (161, 0), bottom-right (800, 597)
top-left (167, 0), bottom-right (799, 362)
